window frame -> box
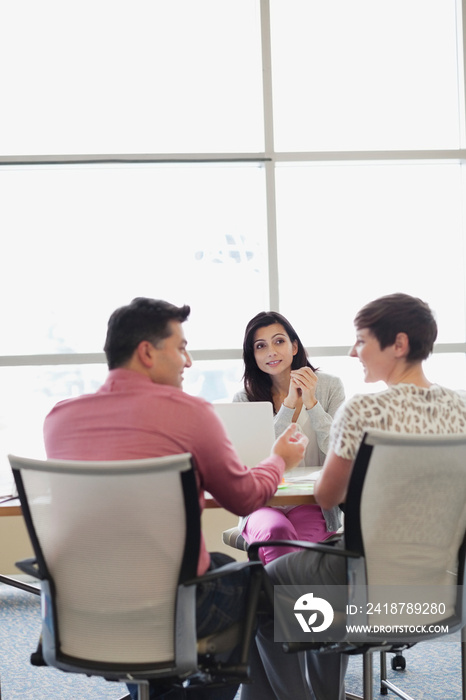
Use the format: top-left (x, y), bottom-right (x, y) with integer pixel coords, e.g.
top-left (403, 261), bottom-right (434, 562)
top-left (1, 0), bottom-right (466, 371)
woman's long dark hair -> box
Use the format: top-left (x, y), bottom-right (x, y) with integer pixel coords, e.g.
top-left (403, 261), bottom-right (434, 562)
top-left (242, 311), bottom-right (317, 410)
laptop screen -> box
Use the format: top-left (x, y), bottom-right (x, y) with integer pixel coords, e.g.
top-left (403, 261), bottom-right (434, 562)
top-left (213, 402), bottom-right (275, 469)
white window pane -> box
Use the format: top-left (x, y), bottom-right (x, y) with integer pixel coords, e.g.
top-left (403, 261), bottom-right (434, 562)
top-left (0, 364), bottom-right (108, 495)
top-left (276, 163), bottom-right (465, 345)
top-left (271, 0), bottom-right (460, 151)
top-left (184, 359), bottom-right (243, 402)
top-left (424, 353), bottom-right (466, 393)
top-left (1, 164), bottom-right (269, 353)
top-left (0, 0), bottom-right (263, 154)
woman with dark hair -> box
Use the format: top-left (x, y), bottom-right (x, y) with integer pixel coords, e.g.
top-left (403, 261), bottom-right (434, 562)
top-left (233, 311), bottom-right (345, 563)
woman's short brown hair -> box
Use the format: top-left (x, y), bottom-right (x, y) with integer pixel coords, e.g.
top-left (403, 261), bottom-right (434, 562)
top-left (354, 293), bottom-right (437, 362)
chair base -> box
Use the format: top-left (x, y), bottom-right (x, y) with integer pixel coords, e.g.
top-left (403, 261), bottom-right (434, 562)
top-left (379, 679), bottom-right (414, 700)
top-left (345, 638), bottom-right (466, 700)
top-left (0, 575), bottom-right (40, 596)
top-left (345, 651), bottom-right (414, 700)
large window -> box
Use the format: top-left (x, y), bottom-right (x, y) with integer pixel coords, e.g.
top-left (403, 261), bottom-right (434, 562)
top-left (270, 0), bottom-right (460, 151)
top-left (1, 0), bottom-right (466, 494)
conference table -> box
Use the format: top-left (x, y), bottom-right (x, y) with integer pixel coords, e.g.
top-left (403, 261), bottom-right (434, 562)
top-left (0, 499), bottom-right (21, 517)
top-left (204, 467), bottom-right (319, 509)
top-left (0, 468), bottom-right (319, 514)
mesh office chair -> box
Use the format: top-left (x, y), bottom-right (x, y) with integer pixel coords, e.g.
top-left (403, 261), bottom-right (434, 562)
top-left (248, 430), bottom-right (466, 700)
top-left (8, 452), bottom-right (273, 700)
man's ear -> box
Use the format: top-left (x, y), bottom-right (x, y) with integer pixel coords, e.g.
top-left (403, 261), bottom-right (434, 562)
top-left (136, 340), bottom-right (155, 368)
top-left (394, 332), bottom-right (410, 358)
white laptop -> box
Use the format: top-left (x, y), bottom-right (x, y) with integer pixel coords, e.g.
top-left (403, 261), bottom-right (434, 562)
top-left (213, 402), bottom-right (275, 469)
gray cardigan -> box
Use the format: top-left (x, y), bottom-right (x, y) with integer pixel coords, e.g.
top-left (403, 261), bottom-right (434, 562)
top-left (233, 371), bottom-right (344, 533)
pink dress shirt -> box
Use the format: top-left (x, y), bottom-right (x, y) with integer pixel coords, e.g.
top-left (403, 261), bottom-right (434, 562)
top-left (43, 369), bottom-right (285, 575)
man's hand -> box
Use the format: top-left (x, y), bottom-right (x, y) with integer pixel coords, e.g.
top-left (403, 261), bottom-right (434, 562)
top-left (272, 423), bottom-right (308, 471)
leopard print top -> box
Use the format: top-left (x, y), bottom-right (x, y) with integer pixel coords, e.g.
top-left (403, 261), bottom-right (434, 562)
top-left (331, 383), bottom-right (466, 461)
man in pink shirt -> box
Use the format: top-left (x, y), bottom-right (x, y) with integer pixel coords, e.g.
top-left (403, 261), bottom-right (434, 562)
top-left (44, 297), bottom-right (307, 700)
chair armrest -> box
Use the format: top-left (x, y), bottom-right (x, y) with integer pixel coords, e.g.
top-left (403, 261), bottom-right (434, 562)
top-left (246, 539), bottom-right (361, 562)
top-left (189, 558), bottom-right (273, 679)
top-left (15, 557), bottom-right (43, 580)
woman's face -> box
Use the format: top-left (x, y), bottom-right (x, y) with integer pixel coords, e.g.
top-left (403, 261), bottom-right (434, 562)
top-left (252, 323), bottom-right (298, 376)
top-left (350, 327), bottom-right (395, 383)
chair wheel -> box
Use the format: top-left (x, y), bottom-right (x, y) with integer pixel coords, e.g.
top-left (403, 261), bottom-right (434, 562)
top-left (391, 654), bottom-right (406, 670)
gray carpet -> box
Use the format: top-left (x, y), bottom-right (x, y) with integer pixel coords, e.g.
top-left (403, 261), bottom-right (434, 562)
top-left (0, 581), bottom-right (130, 700)
top-left (0, 581), bottom-right (463, 699)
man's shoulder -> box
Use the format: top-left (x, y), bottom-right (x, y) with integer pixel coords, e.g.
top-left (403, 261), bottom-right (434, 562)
top-left (143, 384), bottom-right (216, 422)
top-left (46, 377), bottom-right (213, 416)
top-left (122, 381), bottom-right (213, 415)
top-left (104, 369), bottom-right (212, 408)
top-left (46, 391), bottom-right (96, 415)
top-left (166, 387), bottom-right (212, 409)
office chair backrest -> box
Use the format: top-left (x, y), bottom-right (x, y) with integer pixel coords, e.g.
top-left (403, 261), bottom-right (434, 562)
top-left (344, 431), bottom-right (466, 619)
top-left (9, 453), bottom-right (200, 672)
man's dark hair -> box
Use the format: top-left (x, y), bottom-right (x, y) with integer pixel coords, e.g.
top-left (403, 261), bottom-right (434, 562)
top-left (354, 293), bottom-right (437, 362)
top-left (104, 297), bottom-right (190, 369)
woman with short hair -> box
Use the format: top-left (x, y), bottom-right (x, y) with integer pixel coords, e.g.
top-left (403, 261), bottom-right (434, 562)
top-left (241, 293), bottom-right (466, 700)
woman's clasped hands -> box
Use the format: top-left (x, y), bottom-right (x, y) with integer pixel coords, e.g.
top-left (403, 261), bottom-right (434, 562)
top-left (285, 366), bottom-right (318, 410)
